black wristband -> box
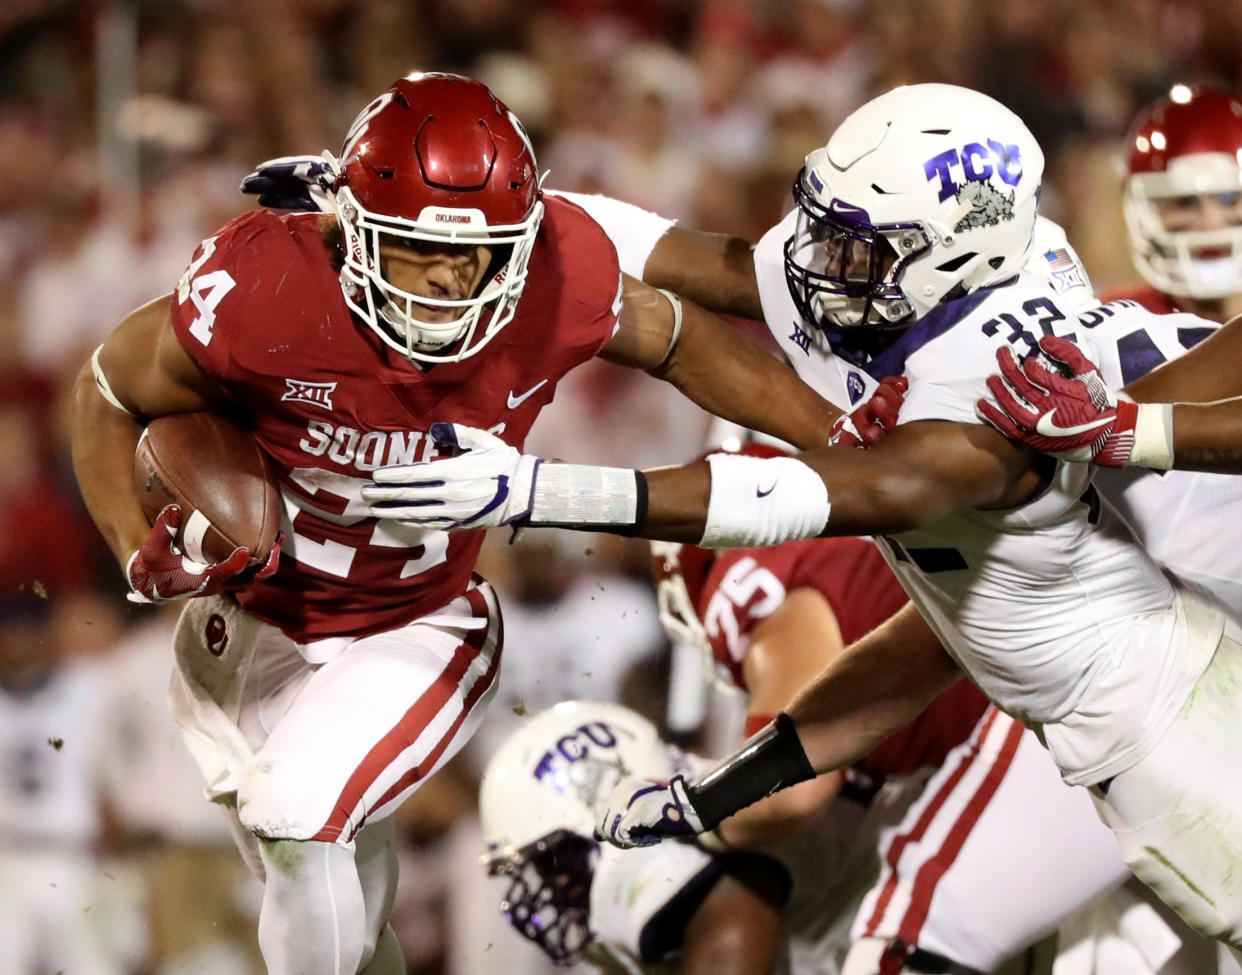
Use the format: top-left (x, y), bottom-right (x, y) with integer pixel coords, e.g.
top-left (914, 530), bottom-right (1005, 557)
top-left (619, 470), bottom-right (649, 537)
top-left (683, 713), bottom-right (816, 830)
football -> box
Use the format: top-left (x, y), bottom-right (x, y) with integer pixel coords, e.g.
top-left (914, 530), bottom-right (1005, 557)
top-left (134, 412), bottom-right (282, 567)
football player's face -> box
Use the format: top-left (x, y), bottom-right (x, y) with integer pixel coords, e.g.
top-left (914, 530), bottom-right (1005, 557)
top-left (1155, 191), bottom-right (1242, 237)
top-left (378, 238), bottom-right (494, 323)
top-left (807, 221), bottom-right (898, 286)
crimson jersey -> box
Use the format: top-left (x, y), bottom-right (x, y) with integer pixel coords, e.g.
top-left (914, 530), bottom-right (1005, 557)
top-left (697, 538), bottom-right (988, 779)
top-left (1098, 283), bottom-right (1180, 314)
top-left (169, 197), bottom-right (622, 642)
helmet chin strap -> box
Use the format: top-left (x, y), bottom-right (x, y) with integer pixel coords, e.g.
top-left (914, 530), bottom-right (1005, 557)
top-left (377, 299), bottom-right (471, 352)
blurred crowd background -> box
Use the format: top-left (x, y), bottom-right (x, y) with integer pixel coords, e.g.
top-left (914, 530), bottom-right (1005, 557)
top-left (3, 0), bottom-right (1242, 973)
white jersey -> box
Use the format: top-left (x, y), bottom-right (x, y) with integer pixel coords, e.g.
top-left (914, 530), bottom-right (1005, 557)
top-left (1074, 304), bottom-right (1242, 616)
top-left (883, 278), bottom-right (1220, 785)
top-left (755, 220), bottom-right (1222, 784)
top-left (548, 191), bottom-right (676, 279)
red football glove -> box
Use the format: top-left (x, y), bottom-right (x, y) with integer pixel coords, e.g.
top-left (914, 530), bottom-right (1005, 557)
top-left (829, 376), bottom-right (908, 447)
top-left (975, 336), bottom-right (1139, 467)
top-left (125, 505), bottom-right (280, 604)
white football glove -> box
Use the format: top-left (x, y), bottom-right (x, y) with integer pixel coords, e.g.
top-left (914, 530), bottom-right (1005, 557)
top-left (240, 152), bottom-right (339, 211)
top-left (361, 422), bottom-right (542, 530)
top-left (594, 774), bottom-right (706, 849)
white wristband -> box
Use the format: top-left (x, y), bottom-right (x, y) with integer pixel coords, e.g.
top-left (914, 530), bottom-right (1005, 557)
top-left (529, 463), bottom-right (640, 528)
top-left (701, 454), bottom-right (830, 548)
top-left (1129, 402), bottom-right (1175, 470)
top-left (654, 288), bottom-right (684, 367)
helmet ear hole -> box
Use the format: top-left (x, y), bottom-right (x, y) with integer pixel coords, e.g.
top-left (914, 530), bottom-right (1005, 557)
top-left (936, 251), bottom-right (977, 273)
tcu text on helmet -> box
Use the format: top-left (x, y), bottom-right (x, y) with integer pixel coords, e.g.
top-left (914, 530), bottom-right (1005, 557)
top-left (923, 142), bottom-right (1024, 202)
top-left (533, 722), bottom-right (621, 786)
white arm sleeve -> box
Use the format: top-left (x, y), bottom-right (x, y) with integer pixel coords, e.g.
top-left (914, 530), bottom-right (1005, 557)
top-left (547, 190), bottom-right (676, 278)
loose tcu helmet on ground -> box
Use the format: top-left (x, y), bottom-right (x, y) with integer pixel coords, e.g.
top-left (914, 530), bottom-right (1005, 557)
top-left (480, 701), bottom-right (672, 964)
top-left (785, 83), bottom-right (1044, 331)
top-left (334, 72), bottom-right (544, 361)
top-left (1124, 85), bottom-right (1242, 300)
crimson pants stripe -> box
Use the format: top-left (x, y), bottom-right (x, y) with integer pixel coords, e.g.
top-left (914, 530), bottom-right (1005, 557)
top-left (311, 588), bottom-right (494, 842)
top-left (892, 714), bottom-right (1025, 953)
top-left (863, 708), bottom-right (1002, 937)
top-left (368, 639), bottom-right (502, 814)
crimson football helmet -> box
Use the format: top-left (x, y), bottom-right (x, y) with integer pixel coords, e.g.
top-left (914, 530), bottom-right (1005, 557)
top-left (1123, 85), bottom-right (1242, 300)
top-left (334, 72), bottom-right (544, 362)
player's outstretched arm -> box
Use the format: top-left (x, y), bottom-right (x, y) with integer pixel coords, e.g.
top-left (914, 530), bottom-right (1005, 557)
top-left (363, 411), bottom-right (1037, 543)
top-left (977, 334), bottom-right (1242, 473)
top-left (640, 226), bottom-right (765, 322)
top-left (1124, 312), bottom-right (1242, 405)
top-left (600, 274), bottom-right (841, 450)
top-left (595, 603), bottom-right (959, 848)
top-left (715, 588), bottom-right (850, 849)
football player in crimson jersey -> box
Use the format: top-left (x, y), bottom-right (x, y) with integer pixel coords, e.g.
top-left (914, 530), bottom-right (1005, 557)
top-left (70, 73), bottom-right (843, 975)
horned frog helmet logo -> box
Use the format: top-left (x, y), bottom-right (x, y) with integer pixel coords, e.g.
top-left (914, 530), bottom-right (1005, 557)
top-left (954, 178), bottom-right (1016, 232)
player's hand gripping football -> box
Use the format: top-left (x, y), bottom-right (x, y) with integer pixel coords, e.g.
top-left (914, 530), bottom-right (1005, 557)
top-left (240, 152), bottom-right (339, 211)
top-left (594, 774), bottom-right (706, 849)
top-left (362, 423), bottom-right (542, 530)
top-left (829, 376), bottom-right (907, 447)
top-left (975, 337), bottom-right (1140, 467)
top-left (126, 505), bottom-right (280, 604)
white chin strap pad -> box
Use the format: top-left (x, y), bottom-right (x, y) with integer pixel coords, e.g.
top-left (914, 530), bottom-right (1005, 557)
top-left (701, 453), bottom-right (831, 548)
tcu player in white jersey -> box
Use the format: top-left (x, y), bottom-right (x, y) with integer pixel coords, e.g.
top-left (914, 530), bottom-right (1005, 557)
top-left (363, 84), bottom-right (1242, 958)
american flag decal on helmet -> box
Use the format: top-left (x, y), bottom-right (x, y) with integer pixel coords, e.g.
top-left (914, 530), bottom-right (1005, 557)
top-left (282, 379), bottom-right (338, 411)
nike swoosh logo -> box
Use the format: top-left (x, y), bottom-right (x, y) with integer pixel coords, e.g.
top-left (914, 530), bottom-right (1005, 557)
top-left (507, 379), bottom-right (548, 409)
top-left (756, 480), bottom-right (778, 498)
top-left (1034, 413), bottom-right (1113, 438)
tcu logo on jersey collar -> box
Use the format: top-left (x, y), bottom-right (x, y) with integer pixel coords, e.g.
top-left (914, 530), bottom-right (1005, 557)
top-left (923, 141), bottom-right (1023, 202)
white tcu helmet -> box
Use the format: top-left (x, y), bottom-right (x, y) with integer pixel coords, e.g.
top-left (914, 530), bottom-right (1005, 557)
top-left (479, 701), bottom-right (673, 965)
top-left (785, 83), bottom-right (1044, 332)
